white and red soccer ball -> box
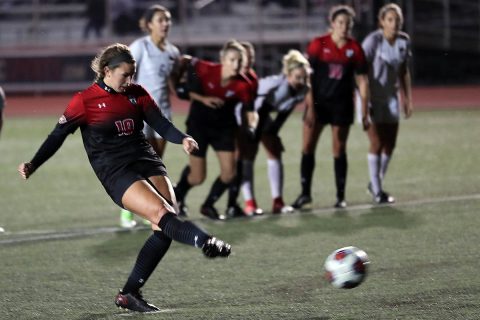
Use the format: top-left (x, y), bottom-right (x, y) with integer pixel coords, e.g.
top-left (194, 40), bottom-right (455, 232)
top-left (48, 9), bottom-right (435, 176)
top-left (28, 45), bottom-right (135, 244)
top-left (324, 246), bottom-right (370, 289)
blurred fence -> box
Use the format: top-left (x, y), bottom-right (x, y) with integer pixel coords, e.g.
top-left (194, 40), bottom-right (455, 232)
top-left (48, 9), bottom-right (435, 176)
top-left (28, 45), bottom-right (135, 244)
top-left (1, 0), bottom-right (480, 93)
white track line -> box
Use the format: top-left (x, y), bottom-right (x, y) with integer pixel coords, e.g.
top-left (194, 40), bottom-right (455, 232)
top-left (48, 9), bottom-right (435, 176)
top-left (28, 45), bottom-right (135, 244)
top-left (1, 193), bottom-right (479, 245)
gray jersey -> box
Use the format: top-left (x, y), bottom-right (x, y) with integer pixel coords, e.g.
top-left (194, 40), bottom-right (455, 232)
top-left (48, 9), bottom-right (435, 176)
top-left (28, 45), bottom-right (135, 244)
top-left (0, 86), bottom-right (5, 111)
top-left (362, 29), bottom-right (411, 122)
top-left (255, 75), bottom-right (308, 113)
top-left (130, 36), bottom-right (180, 120)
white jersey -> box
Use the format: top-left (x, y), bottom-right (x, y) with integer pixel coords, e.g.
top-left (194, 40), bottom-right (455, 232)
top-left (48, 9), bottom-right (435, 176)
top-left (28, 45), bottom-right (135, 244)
top-left (0, 86), bottom-right (5, 111)
top-left (362, 29), bottom-right (411, 123)
top-left (255, 75), bottom-right (308, 113)
top-left (129, 36), bottom-right (180, 120)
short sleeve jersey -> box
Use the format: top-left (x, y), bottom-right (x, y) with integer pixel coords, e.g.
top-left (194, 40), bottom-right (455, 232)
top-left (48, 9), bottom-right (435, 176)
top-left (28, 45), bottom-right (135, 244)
top-left (187, 59), bottom-right (254, 128)
top-left (362, 29), bottom-right (411, 105)
top-left (0, 86), bottom-right (5, 111)
top-left (255, 74), bottom-right (308, 113)
top-left (130, 36), bottom-right (180, 119)
top-left (307, 34), bottom-right (367, 103)
top-left (60, 82), bottom-right (185, 182)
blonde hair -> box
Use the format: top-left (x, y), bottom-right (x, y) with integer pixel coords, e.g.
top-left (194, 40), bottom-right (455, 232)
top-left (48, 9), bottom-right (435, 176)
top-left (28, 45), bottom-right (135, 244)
top-left (282, 50), bottom-right (310, 76)
top-left (91, 43), bottom-right (135, 81)
top-left (139, 4), bottom-right (171, 33)
top-left (378, 3), bottom-right (404, 28)
top-left (219, 39), bottom-right (246, 63)
top-left (240, 41), bottom-right (255, 68)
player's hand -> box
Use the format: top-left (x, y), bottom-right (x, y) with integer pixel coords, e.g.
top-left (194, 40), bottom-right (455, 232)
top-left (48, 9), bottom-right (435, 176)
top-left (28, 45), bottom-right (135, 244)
top-left (404, 100), bottom-right (413, 119)
top-left (202, 97), bottom-right (224, 109)
top-left (182, 137), bottom-right (198, 155)
top-left (362, 115), bottom-right (370, 131)
top-left (18, 162), bottom-right (34, 180)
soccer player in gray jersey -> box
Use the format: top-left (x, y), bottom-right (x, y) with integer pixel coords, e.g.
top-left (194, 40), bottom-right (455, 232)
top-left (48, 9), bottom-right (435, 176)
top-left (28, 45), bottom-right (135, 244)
top-left (122, 5), bottom-right (182, 228)
top-left (239, 50), bottom-right (311, 215)
top-left (362, 3), bottom-right (413, 204)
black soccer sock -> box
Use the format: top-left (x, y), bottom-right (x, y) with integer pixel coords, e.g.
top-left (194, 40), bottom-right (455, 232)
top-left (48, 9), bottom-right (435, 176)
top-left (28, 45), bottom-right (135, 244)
top-left (334, 153), bottom-right (348, 201)
top-left (122, 231), bottom-right (172, 294)
top-left (175, 165), bottom-right (192, 202)
top-left (227, 160), bottom-right (242, 207)
top-left (203, 176), bottom-right (229, 207)
top-left (158, 212), bottom-right (210, 248)
top-left (300, 153), bottom-right (315, 196)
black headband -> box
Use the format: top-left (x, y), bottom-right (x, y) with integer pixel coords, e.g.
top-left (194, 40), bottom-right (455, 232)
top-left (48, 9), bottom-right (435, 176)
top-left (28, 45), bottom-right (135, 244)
top-left (107, 52), bottom-right (135, 68)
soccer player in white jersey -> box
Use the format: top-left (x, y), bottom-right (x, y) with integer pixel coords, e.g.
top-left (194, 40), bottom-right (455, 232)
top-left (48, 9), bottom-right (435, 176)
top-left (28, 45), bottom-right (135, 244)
top-left (0, 85), bottom-right (5, 138)
top-left (239, 50), bottom-right (311, 215)
top-left (121, 5), bottom-right (182, 228)
top-left (362, 3), bottom-right (413, 204)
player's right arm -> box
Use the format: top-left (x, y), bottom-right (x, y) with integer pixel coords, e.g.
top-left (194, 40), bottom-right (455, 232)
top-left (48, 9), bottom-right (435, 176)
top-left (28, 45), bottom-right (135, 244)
top-left (18, 94), bottom-right (85, 179)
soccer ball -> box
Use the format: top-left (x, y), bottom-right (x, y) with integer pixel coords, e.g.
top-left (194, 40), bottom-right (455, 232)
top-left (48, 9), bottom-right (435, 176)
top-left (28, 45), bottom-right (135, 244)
top-left (324, 246), bottom-right (369, 289)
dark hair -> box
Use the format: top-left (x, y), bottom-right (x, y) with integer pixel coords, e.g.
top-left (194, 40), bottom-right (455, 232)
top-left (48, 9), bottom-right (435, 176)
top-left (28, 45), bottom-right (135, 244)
top-left (329, 5), bottom-right (355, 23)
top-left (139, 4), bottom-right (171, 33)
top-left (91, 43), bottom-right (135, 81)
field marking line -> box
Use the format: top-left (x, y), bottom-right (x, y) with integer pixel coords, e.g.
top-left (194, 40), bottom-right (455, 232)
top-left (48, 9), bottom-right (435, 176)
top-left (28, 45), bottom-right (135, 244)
top-left (1, 193), bottom-right (479, 245)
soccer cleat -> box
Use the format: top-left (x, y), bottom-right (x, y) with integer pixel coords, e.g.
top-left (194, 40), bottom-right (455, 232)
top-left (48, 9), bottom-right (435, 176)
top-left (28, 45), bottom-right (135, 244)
top-left (120, 209), bottom-right (137, 228)
top-left (226, 203), bottom-right (245, 218)
top-left (177, 201), bottom-right (189, 217)
top-left (202, 236), bottom-right (231, 258)
top-left (374, 191), bottom-right (395, 204)
top-left (244, 199), bottom-right (264, 216)
top-left (272, 197), bottom-right (294, 214)
top-left (334, 199), bottom-right (347, 209)
top-left (291, 194), bottom-right (312, 209)
top-left (115, 290), bottom-right (160, 313)
top-left (200, 204), bottom-right (226, 221)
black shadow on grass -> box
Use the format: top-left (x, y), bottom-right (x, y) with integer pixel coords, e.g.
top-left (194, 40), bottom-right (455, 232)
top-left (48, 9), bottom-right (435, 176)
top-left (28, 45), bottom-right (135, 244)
top-left (219, 205), bottom-right (421, 243)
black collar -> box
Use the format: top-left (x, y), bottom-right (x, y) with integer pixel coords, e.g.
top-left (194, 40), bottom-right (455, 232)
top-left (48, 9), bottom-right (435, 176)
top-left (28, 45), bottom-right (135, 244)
top-left (97, 79), bottom-right (117, 94)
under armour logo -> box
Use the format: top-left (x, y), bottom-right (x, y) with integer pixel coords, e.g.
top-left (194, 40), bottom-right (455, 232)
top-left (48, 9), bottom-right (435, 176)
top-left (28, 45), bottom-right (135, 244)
top-left (98, 102), bottom-right (107, 108)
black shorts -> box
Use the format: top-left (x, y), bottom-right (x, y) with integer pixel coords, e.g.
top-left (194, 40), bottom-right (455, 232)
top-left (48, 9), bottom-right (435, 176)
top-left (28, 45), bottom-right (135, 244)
top-left (312, 99), bottom-right (354, 126)
top-left (101, 159), bottom-right (167, 208)
top-left (186, 120), bottom-right (235, 158)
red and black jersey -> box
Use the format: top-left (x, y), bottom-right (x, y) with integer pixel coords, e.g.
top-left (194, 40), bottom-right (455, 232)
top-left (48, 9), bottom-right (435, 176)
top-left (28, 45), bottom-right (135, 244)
top-left (187, 59), bottom-right (254, 128)
top-left (30, 81), bottom-right (187, 181)
top-left (307, 33), bottom-right (367, 103)
top-left (244, 68), bottom-right (259, 98)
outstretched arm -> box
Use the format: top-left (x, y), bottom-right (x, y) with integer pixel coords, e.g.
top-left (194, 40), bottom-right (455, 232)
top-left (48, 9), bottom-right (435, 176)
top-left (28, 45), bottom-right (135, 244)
top-left (18, 123), bottom-right (71, 179)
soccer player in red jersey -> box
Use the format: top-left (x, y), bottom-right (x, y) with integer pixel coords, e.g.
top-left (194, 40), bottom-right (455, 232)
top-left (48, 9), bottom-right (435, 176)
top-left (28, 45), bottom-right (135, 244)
top-left (18, 43), bottom-right (231, 313)
top-left (174, 40), bottom-right (255, 220)
top-left (291, 5), bottom-right (369, 209)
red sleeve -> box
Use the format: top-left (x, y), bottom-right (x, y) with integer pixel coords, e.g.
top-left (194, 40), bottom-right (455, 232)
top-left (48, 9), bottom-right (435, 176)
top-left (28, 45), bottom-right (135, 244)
top-left (62, 93), bottom-right (86, 132)
top-left (306, 38), bottom-right (322, 60)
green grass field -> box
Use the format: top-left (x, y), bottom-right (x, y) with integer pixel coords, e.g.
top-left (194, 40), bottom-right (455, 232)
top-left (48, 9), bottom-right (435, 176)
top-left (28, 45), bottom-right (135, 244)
top-left (0, 109), bottom-right (479, 319)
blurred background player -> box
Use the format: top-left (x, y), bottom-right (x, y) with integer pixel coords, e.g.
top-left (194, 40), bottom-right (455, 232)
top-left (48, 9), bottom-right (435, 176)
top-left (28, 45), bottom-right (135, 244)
top-left (120, 4), bottom-right (182, 228)
top-left (362, 3), bottom-right (413, 204)
top-left (237, 49), bottom-right (311, 215)
top-left (0, 85), bottom-right (5, 138)
top-left (291, 5), bottom-right (368, 210)
top-left (18, 43), bottom-right (231, 313)
top-left (174, 40), bottom-right (255, 220)
top-left (225, 41), bottom-right (262, 217)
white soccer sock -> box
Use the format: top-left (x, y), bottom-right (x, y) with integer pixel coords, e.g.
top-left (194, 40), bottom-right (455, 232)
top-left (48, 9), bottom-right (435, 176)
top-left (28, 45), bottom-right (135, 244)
top-left (367, 153), bottom-right (381, 195)
top-left (241, 160), bottom-right (254, 201)
top-left (267, 158), bottom-right (283, 199)
top-left (380, 153), bottom-right (391, 181)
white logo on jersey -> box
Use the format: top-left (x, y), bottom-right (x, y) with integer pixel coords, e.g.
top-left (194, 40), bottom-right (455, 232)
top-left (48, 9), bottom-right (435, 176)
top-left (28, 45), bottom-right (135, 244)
top-left (323, 48), bottom-right (331, 54)
top-left (129, 97), bottom-right (137, 105)
top-left (225, 90), bottom-right (235, 98)
top-left (58, 115), bottom-right (67, 124)
top-left (98, 102), bottom-right (107, 109)
top-left (208, 82), bottom-right (215, 89)
top-left (346, 49), bottom-right (354, 58)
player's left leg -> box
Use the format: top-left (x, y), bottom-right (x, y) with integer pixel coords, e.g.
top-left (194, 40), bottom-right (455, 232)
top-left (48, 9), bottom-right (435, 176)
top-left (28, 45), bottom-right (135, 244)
top-left (377, 123), bottom-right (398, 203)
top-left (200, 151), bottom-right (235, 220)
top-left (332, 125), bottom-right (350, 208)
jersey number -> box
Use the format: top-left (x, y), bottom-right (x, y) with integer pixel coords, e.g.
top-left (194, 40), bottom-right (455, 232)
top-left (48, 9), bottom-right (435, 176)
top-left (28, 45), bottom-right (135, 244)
top-left (115, 119), bottom-right (135, 136)
top-left (328, 63), bottom-right (343, 80)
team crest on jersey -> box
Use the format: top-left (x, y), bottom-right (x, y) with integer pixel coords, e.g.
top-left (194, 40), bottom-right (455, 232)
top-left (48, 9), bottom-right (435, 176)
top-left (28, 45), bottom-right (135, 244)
top-left (225, 90), bottom-right (235, 98)
top-left (58, 115), bottom-right (67, 124)
top-left (346, 49), bottom-right (354, 58)
top-left (129, 97), bottom-right (137, 105)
